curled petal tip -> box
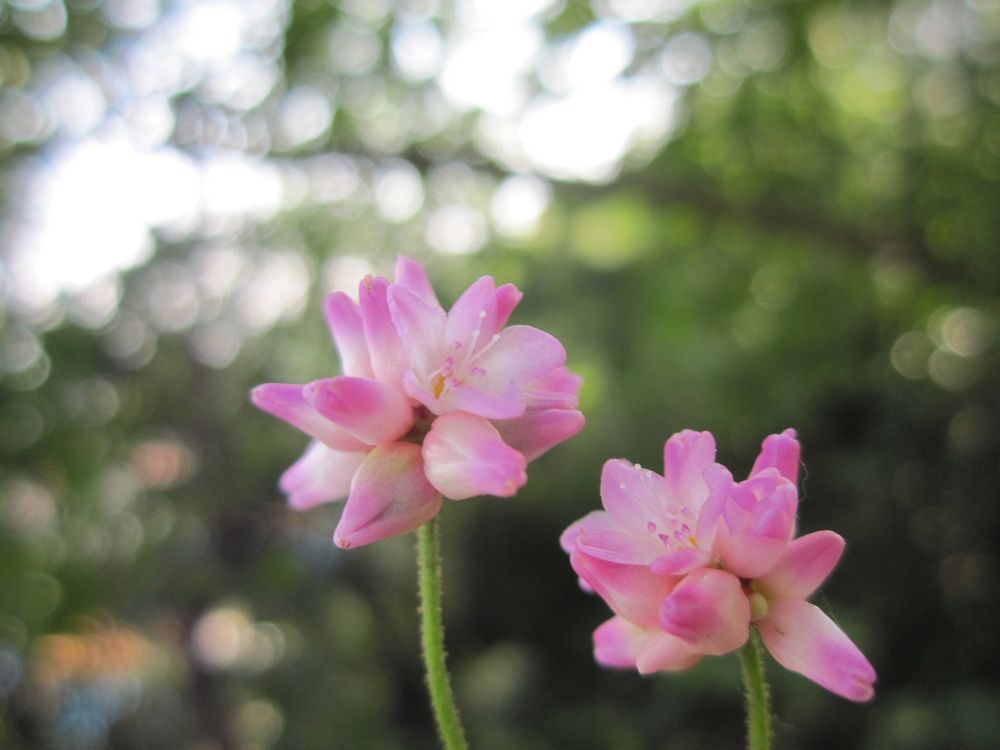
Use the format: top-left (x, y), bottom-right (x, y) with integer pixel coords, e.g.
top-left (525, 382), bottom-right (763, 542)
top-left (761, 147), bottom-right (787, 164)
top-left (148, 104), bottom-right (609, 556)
top-left (751, 429), bottom-right (801, 484)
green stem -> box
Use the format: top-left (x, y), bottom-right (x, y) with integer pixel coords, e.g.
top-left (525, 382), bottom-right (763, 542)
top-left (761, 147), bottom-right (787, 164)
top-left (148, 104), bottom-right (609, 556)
top-left (417, 517), bottom-right (469, 750)
top-left (738, 629), bottom-right (772, 750)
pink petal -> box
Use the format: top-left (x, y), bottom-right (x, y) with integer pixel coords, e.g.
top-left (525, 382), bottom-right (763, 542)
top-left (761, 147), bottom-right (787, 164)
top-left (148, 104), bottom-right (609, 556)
top-left (324, 292), bottom-right (374, 379)
top-left (421, 412), bottom-right (527, 499)
top-left (474, 324), bottom-right (567, 394)
top-left (358, 275), bottom-right (408, 387)
top-left (251, 383), bottom-right (369, 452)
top-left (394, 255), bottom-right (439, 307)
top-left (494, 282), bottom-right (522, 329)
top-left (560, 510), bottom-right (605, 553)
top-left (570, 550), bottom-right (674, 629)
top-left (601, 459), bottom-right (671, 529)
top-left (636, 632), bottom-right (702, 674)
top-left (493, 408), bottom-right (584, 461)
top-left (304, 376), bottom-right (414, 446)
top-left (522, 366), bottom-right (582, 409)
top-left (750, 428), bottom-right (800, 484)
top-left (333, 442), bottom-right (441, 548)
top-left (445, 275), bottom-right (498, 351)
top-left (663, 430), bottom-right (717, 511)
top-left (437, 381), bottom-right (526, 420)
top-left (387, 283), bottom-right (446, 378)
top-left (650, 547), bottom-right (712, 576)
top-left (757, 531), bottom-right (845, 600)
top-left (694, 463), bottom-right (732, 550)
top-left (593, 616), bottom-right (647, 669)
top-left (758, 598), bottom-right (876, 702)
top-left (578, 529), bottom-right (664, 565)
top-left (719, 472), bottom-right (798, 579)
top-left (563, 509), bottom-right (664, 565)
top-left (279, 442), bottom-right (366, 510)
top-left (659, 568), bottom-right (750, 656)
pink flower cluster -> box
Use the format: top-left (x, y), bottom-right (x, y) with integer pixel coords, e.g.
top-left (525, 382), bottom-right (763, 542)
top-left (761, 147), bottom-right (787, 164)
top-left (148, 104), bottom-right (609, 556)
top-left (252, 257), bottom-right (584, 548)
top-left (561, 429), bottom-right (876, 702)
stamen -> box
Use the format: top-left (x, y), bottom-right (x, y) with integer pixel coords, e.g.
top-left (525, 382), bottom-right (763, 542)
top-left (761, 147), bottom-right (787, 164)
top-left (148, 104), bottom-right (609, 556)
top-left (431, 373), bottom-right (446, 399)
top-left (465, 330), bottom-right (503, 366)
top-left (647, 521), bottom-right (657, 533)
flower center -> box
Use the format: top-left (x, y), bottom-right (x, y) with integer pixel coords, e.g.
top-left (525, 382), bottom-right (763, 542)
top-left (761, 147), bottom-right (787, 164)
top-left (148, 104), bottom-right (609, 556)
top-left (636, 502), bottom-right (698, 549)
top-left (427, 310), bottom-right (500, 401)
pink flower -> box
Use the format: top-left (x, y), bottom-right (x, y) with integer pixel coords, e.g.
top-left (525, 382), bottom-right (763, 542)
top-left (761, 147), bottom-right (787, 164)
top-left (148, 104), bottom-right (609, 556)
top-left (253, 257), bottom-right (584, 548)
top-left (561, 429), bottom-right (876, 702)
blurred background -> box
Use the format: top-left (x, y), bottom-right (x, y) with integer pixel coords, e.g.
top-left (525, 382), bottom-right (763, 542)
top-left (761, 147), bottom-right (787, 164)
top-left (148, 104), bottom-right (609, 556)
top-left (1, 0), bottom-right (998, 748)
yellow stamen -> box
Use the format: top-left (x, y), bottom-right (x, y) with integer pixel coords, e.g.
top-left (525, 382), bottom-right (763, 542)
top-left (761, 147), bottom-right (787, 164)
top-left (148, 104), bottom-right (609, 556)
top-left (432, 373), bottom-right (446, 399)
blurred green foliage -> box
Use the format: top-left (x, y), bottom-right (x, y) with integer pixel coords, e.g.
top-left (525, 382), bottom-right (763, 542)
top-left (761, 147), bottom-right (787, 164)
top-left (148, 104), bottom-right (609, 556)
top-left (1, 0), bottom-right (999, 748)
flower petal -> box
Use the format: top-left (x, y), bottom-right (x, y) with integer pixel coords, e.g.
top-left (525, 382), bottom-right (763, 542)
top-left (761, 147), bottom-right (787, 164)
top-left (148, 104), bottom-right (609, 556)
top-left (750, 428), bottom-right (800, 484)
top-left (636, 632), bottom-right (702, 674)
top-left (333, 442), bottom-right (441, 548)
top-left (438, 381), bottom-right (525, 419)
top-left (387, 283), bottom-right (446, 378)
top-left (445, 275), bottom-right (498, 352)
top-left (659, 568), bottom-right (750, 656)
top-left (522, 366), bottom-right (582, 409)
top-left (251, 383), bottom-right (369, 451)
top-left (494, 282), bottom-right (522, 329)
top-left (650, 547), bottom-right (712, 576)
top-left (560, 509), bottom-right (605, 553)
top-left (358, 275), bottom-right (409, 387)
top-left (279, 442), bottom-right (366, 510)
top-left (563, 508), bottom-right (664, 565)
top-left (593, 616), bottom-right (647, 669)
top-left (693, 463), bottom-right (730, 551)
top-left (758, 599), bottom-right (876, 702)
top-left (493, 408), bottom-right (584, 461)
top-left (324, 292), bottom-right (373, 379)
top-left (394, 255), bottom-right (439, 306)
top-left (663, 430), bottom-right (716, 511)
top-left (571, 550), bottom-right (674, 629)
top-left (757, 531), bottom-right (845, 600)
top-left (304, 376), bottom-right (414, 446)
top-left (474, 325), bottom-right (567, 393)
top-left (422, 412), bottom-right (527, 499)
top-left (601, 459), bottom-right (671, 529)
top-left (719, 471), bottom-right (798, 579)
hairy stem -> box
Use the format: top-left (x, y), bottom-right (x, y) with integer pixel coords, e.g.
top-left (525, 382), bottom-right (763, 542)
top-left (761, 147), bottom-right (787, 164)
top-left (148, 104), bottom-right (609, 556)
top-left (417, 517), bottom-right (469, 750)
top-left (738, 629), bottom-right (772, 750)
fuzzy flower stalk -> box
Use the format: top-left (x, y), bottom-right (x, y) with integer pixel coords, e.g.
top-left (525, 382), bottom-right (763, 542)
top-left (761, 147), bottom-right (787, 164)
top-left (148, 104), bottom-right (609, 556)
top-left (252, 256), bottom-right (584, 748)
top-left (561, 429), bottom-right (875, 749)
